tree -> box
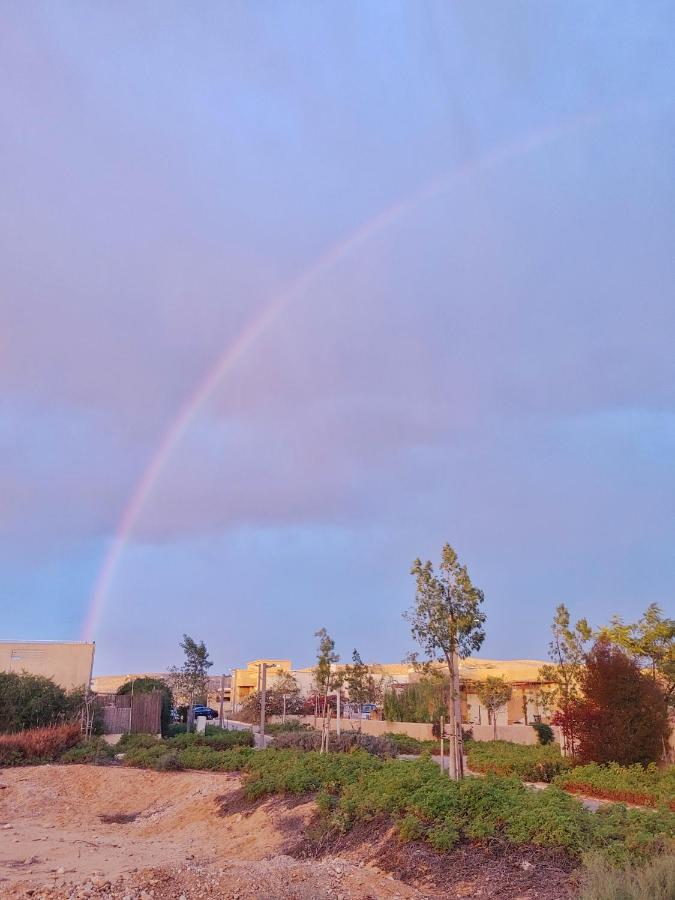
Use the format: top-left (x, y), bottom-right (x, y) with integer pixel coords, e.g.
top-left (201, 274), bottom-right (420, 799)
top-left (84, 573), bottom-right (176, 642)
top-left (117, 677), bottom-right (174, 736)
top-left (538, 604), bottom-right (591, 755)
top-left (0, 672), bottom-right (78, 733)
top-left (600, 604), bottom-right (675, 706)
top-left (314, 628), bottom-right (340, 751)
top-left (344, 649), bottom-right (381, 729)
top-left (553, 638), bottom-right (670, 765)
top-left (167, 635), bottom-right (213, 731)
top-left (406, 543), bottom-right (486, 778)
top-left (475, 677), bottom-right (513, 740)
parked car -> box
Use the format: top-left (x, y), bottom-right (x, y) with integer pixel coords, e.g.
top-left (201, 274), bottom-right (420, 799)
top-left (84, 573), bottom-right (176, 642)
top-left (192, 705), bottom-right (218, 720)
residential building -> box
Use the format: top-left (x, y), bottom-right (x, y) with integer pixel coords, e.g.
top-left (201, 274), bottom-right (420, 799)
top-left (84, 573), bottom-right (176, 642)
top-left (0, 641), bottom-right (95, 692)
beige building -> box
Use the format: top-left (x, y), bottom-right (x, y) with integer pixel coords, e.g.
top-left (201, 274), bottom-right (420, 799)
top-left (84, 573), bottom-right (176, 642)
top-left (0, 641), bottom-right (95, 691)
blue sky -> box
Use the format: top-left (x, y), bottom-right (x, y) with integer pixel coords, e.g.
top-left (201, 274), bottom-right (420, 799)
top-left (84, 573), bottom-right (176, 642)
top-left (2, 3), bottom-right (674, 674)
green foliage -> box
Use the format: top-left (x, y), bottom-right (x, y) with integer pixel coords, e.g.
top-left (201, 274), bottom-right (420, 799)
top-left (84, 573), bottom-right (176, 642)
top-left (581, 851), bottom-right (675, 900)
top-left (168, 729), bottom-right (254, 750)
top-left (531, 722), bottom-right (555, 745)
top-left (383, 732), bottom-right (439, 755)
top-left (467, 740), bottom-right (571, 782)
top-left (0, 672), bottom-right (81, 733)
top-left (264, 720), bottom-right (307, 734)
top-left (344, 649), bottom-right (381, 710)
top-left (600, 603), bottom-right (675, 708)
top-left (167, 634), bottom-right (213, 718)
top-left (475, 677), bottom-right (513, 738)
top-left (383, 676), bottom-right (448, 724)
top-left (271, 730), bottom-right (397, 757)
top-left (556, 762), bottom-right (675, 809)
top-left (115, 743), bottom-right (674, 863)
top-left (154, 750), bottom-right (183, 771)
top-left (60, 738), bottom-right (116, 765)
top-left (118, 732), bottom-right (161, 750)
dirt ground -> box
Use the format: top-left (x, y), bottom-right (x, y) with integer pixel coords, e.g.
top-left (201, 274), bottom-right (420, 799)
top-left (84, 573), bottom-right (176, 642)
top-left (0, 765), bottom-right (577, 899)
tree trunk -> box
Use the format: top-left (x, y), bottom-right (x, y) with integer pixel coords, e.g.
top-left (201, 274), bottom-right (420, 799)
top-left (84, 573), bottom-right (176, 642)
top-left (451, 650), bottom-right (464, 778)
top-left (444, 653), bottom-right (459, 779)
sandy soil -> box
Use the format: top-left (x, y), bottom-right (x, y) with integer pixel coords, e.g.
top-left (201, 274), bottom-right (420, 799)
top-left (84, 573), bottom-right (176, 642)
top-left (0, 765), bottom-right (577, 899)
top-left (0, 765), bottom-right (425, 899)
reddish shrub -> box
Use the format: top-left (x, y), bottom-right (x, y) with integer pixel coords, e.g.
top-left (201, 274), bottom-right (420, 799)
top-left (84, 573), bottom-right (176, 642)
top-left (0, 723), bottom-right (81, 765)
top-left (555, 639), bottom-right (670, 765)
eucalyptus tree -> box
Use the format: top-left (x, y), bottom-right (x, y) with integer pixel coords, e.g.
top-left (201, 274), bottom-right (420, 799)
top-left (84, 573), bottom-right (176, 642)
top-left (405, 543), bottom-right (486, 778)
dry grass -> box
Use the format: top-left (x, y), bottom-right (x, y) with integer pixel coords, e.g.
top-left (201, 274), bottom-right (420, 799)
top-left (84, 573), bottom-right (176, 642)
top-left (0, 722), bottom-right (81, 764)
top-left (580, 852), bottom-right (675, 900)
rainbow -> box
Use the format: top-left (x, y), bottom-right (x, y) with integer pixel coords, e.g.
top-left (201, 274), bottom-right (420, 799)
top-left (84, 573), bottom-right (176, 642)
top-left (81, 110), bottom-right (608, 641)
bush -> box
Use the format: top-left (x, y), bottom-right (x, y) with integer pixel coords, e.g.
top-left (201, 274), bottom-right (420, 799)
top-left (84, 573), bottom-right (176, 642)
top-left (383, 732), bottom-right (439, 755)
top-left (167, 729), bottom-right (254, 750)
top-left (116, 743), bottom-right (675, 863)
top-left (271, 730), bottom-right (396, 758)
top-left (60, 738), bottom-right (116, 765)
top-left (554, 640), bottom-right (670, 766)
top-left (154, 751), bottom-right (183, 771)
top-left (556, 762), bottom-right (675, 810)
top-left (265, 720), bottom-right (308, 734)
top-left (118, 732), bottom-right (161, 750)
top-left (581, 852), bottom-right (675, 899)
top-left (0, 672), bottom-right (81, 733)
top-left (531, 722), bottom-right (554, 745)
top-left (466, 740), bottom-right (571, 782)
top-left (0, 723), bottom-right (81, 765)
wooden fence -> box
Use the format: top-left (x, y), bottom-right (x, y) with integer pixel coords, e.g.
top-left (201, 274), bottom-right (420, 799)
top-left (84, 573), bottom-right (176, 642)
top-left (96, 692), bottom-right (162, 735)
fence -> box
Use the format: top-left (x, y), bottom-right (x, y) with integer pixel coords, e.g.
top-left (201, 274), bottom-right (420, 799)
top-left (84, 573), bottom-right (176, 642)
top-left (96, 692), bottom-right (162, 735)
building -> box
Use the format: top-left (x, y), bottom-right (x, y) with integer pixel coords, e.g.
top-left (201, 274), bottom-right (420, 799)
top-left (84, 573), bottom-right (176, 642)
top-left (229, 657), bottom-right (555, 724)
top-left (0, 641), bottom-right (95, 691)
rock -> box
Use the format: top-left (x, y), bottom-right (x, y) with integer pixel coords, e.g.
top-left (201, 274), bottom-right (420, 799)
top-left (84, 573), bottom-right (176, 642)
top-left (520, 859), bottom-right (535, 871)
top-left (2, 823), bottom-right (13, 829)
top-left (56, 867), bottom-right (65, 875)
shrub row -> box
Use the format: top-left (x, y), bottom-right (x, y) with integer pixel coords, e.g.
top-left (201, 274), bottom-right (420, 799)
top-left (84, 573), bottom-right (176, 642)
top-left (237, 751), bottom-right (674, 864)
top-left (271, 730), bottom-right (397, 757)
top-left (555, 762), bottom-right (675, 811)
top-left (466, 740), bottom-right (572, 783)
top-left (0, 723), bottom-right (81, 765)
top-left (383, 732), bottom-right (440, 755)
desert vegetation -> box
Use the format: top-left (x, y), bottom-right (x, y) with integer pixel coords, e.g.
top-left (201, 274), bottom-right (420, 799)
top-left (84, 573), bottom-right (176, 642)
top-left (466, 739), bottom-right (572, 783)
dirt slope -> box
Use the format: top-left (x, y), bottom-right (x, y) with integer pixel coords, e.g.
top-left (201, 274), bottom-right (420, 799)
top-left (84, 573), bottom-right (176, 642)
top-left (0, 765), bottom-right (576, 899)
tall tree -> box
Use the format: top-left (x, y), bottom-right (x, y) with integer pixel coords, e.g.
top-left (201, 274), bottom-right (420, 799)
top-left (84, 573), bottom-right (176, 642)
top-left (475, 676), bottom-right (513, 740)
top-left (538, 604), bottom-right (591, 754)
top-left (168, 634), bottom-right (213, 731)
top-left (406, 543), bottom-right (486, 778)
top-left (314, 628), bottom-right (340, 750)
top-left (600, 604), bottom-right (675, 705)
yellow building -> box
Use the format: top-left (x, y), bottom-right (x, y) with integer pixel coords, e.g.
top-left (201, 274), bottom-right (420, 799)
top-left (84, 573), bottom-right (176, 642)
top-left (0, 641), bottom-right (95, 691)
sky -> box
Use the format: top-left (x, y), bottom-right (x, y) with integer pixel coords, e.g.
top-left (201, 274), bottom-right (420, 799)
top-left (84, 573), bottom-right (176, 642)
top-left (2, 3), bottom-right (674, 676)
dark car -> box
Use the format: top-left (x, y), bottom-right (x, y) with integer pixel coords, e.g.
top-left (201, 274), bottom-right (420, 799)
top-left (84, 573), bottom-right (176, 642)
top-left (192, 705), bottom-right (218, 720)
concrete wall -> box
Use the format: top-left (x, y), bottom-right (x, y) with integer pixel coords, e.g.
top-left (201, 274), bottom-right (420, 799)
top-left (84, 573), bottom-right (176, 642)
top-left (469, 723), bottom-right (563, 746)
top-left (282, 715), bottom-right (435, 741)
top-left (0, 641), bottom-right (95, 690)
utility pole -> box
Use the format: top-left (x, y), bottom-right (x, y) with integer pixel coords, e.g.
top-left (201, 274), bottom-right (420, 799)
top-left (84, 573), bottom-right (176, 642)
top-left (219, 673), bottom-right (225, 728)
top-left (258, 662), bottom-right (274, 742)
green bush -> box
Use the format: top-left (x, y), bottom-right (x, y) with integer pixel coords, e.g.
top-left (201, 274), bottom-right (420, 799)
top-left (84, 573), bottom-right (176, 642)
top-left (117, 744), bottom-right (674, 863)
top-left (265, 720), bottom-right (308, 734)
top-left (118, 732), bottom-right (161, 750)
top-left (581, 852), bottom-right (675, 899)
top-left (531, 722), bottom-right (554, 745)
top-left (383, 732), bottom-right (439, 755)
top-left (154, 750), bottom-right (183, 772)
top-left (467, 740), bottom-right (571, 782)
top-left (0, 672), bottom-right (81, 733)
top-left (167, 729), bottom-right (254, 750)
top-left (556, 763), bottom-right (675, 809)
top-left (271, 730), bottom-right (396, 757)
top-left (60, 738), bottom-right (116, 765)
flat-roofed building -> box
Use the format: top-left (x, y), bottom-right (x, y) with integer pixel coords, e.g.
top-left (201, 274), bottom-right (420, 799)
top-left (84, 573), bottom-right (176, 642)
top-left (0, 641), bottom-right (95, 691)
